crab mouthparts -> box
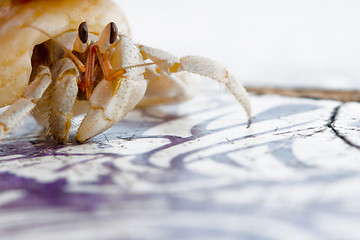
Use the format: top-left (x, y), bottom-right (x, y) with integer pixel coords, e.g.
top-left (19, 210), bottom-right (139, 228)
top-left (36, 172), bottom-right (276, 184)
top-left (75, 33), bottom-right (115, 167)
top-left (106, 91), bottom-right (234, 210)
top-left (79, 45), bottom-right (97, 99)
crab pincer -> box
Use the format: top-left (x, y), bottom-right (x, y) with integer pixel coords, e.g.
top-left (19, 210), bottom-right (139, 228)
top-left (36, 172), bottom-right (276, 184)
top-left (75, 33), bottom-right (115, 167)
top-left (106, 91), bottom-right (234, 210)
top-left (76, 34), bottom-right (147, 142)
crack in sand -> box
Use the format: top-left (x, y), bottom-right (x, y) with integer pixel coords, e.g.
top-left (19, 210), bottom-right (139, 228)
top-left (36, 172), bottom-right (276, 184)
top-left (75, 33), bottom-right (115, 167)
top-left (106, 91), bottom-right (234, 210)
top-left (327, 105), bottom-right (360, 150)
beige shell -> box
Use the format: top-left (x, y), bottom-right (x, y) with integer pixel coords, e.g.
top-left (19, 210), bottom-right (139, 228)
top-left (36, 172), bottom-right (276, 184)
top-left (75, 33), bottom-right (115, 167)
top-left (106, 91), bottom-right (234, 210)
top-left (0, 0), bottom-right (130, 108)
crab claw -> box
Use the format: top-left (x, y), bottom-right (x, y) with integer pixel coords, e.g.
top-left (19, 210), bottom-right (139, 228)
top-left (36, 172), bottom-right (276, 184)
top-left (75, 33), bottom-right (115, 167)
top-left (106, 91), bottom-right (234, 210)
top-left (75, 77), bottom-right (146, 142)
top-left (76, 35), bottom-right (146, 142)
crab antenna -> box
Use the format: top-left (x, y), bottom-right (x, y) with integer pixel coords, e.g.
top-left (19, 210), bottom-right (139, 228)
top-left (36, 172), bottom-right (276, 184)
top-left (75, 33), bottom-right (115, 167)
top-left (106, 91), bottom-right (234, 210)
top-left (28, 25), bottom-right (86, 72)
top-left (122, 60), bottom-right (167, 70)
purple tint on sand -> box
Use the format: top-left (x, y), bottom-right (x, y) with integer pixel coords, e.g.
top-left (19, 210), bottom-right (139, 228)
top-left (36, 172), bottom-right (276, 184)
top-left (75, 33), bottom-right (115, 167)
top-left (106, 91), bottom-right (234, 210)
top-left (0, 172), bottom-right (104, 212)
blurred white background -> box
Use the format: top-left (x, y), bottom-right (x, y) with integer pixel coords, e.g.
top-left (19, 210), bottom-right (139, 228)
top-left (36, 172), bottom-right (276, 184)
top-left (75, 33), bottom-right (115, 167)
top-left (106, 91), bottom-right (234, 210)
top-left (114, 0), bottom-right (360, 90)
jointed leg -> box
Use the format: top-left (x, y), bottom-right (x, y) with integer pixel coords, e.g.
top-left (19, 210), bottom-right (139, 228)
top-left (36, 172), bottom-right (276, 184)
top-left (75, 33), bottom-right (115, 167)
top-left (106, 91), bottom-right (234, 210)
top-left (137, 65), bottom-right (198, 108)
top-left (49, 58), bottom-right (79, 143)
top-left (138, 45), bottom-right (252, 126)
top-left (0, 66), bottom-right (51, 139)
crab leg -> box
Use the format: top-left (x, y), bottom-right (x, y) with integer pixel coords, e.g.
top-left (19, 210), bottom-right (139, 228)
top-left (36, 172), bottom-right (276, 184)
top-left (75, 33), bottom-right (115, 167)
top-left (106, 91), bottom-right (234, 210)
top-left (137, 65), bottom-right (198, 107)
top-left (76, 35), bottom-right (147, 142)
top-left (138, 45), bottom-right (252, 126)
top-left (0, 66), bottom-right (51, 139)
top-left (49, 58), bottom-right (79, 143)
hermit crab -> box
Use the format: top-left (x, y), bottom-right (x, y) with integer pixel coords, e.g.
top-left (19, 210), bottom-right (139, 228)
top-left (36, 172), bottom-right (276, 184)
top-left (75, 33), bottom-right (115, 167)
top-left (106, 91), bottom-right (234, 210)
top-left (0, 0), bottom-right (251, 143)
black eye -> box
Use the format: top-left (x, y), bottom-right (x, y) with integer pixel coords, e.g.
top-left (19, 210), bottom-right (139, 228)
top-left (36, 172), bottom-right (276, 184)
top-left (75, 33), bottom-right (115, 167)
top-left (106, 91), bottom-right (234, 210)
top-left (109, 22), bottom-right (118, 44)
top-left (78, 22), bottom-right (88, 44)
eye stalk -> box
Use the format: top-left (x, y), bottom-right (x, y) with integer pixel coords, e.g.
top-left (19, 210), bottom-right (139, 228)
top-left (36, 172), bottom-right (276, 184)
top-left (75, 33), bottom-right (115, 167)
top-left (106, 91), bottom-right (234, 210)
top-left (96, 22), bottom-right (119, 53)
top-left (73, 22), bottom-right (88, 53)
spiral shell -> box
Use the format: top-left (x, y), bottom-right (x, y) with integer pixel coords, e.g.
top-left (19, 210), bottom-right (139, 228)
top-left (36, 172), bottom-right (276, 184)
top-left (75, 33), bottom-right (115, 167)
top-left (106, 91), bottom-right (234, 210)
top-left (0, 0), bottom-right (130, 107)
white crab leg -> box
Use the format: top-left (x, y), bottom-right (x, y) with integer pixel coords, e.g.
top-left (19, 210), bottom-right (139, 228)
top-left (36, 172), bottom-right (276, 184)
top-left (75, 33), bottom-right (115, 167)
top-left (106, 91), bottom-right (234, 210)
top-left (139, 45), bottom-right (252, 126)
top-left (49, 58), bottom-right (79, 143)
top-left (0, 66), bottom-right (51, 139)
top-left (76, 35), bottom-right (146, 142)
top-left (137, 65), bottom-right (198, 108)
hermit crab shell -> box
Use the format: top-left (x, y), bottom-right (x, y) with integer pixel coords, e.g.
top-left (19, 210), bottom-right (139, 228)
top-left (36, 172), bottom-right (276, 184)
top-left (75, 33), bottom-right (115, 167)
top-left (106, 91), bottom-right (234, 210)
top-left (0, 0), bottom-right (130, 108)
